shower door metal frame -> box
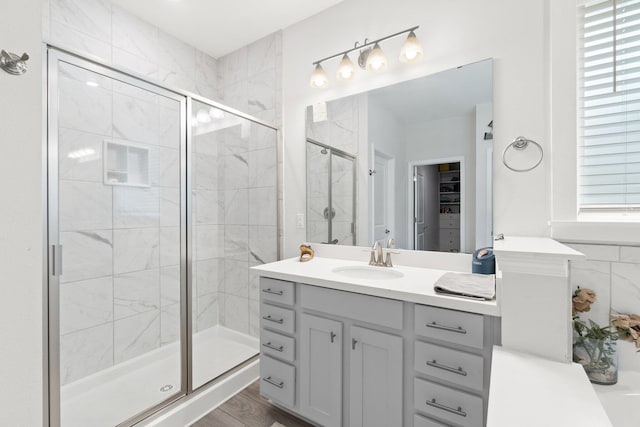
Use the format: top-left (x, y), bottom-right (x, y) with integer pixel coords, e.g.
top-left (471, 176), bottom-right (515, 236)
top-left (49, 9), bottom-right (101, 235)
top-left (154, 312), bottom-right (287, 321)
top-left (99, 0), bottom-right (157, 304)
top-left (46, 48), bottom-right (189, 427)
top-left (306, 138), bottom-right (357, 245)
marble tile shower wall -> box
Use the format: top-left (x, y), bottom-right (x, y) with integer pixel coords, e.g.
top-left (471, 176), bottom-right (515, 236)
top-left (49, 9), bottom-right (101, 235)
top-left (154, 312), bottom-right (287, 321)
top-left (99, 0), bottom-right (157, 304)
top-left (565, 242), bottom-right (640, 372)
top-left (216, 33), bottom-right (282, 337)
top-left (305, 97), bottom-right (359, 246)
top-left (43, 0), bottom-right (218, 100)
top-left (57, 61), bottom-right (183, 386)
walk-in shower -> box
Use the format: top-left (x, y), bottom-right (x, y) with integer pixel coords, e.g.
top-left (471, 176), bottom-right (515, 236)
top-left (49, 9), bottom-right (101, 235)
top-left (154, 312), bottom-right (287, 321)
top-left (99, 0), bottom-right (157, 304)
top-left (47, 49), bottom-right (277, 427)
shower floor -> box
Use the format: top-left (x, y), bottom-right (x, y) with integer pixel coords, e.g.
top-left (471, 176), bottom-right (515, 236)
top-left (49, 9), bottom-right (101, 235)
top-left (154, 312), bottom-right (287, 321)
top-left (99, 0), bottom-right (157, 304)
top-left (61, 325), bottom-right (258, 427)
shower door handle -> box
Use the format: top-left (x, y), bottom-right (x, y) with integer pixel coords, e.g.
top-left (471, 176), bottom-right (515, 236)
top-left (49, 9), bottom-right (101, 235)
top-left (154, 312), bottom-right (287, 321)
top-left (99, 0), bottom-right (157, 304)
top-left (51, 244), bottom-right (63, 276)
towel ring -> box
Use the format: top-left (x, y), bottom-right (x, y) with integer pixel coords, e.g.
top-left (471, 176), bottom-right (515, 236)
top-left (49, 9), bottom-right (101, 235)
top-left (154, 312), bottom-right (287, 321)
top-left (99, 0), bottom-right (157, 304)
top-left (502, 136), bottom-right (543, 172)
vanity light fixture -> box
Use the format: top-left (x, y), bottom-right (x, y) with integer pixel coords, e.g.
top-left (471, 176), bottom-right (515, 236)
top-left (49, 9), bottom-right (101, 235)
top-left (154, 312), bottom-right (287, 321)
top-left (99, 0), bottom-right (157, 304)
top-left (399, 30), bottom-right (423, 63)
top-left (366, 42), bottom-right (387, 72)
top-left (309, 26), bottom-right (421, 89)
top-left (336, 54), bottom-right (356, 82)
top-left (310, 63), bottom-right (329, 89)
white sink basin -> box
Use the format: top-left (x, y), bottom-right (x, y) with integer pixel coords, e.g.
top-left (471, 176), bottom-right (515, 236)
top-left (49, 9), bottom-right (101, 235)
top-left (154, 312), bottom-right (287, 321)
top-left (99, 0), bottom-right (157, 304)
top-left (332, 265), bottom-right (404, 280)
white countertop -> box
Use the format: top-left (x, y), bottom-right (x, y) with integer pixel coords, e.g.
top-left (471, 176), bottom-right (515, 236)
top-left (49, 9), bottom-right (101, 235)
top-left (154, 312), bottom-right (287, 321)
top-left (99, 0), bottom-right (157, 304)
top-left (488, 346), bottom-right (612, 427)
top-left (252, 257), bottom-right (500, 316)
top-left (493, 236), bottom-right (584, 259)
top-left (593, 370), bottom-right (640, 427)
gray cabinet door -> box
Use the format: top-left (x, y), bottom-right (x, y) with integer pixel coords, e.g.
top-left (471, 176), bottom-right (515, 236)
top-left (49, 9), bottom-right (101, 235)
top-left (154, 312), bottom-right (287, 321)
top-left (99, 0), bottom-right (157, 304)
top-left (299, 313), bottom-right (343, 427)
top-left (349, 326), bottom-right (403, 427)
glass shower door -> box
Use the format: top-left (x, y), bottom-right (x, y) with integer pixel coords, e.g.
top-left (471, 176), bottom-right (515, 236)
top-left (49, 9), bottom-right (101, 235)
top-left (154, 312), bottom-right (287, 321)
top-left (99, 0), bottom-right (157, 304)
top-left (190, 99), bottom-right (277, 389)
top-left (49, 52), bottom-right (186, 427)
top-left (306, 140), bottom-right (356, 245)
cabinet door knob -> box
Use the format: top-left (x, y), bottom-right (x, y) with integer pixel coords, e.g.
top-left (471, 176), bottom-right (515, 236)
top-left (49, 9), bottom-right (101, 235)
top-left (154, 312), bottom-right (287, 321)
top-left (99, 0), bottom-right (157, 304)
top-left (330, 331), bottom-right (337, 343)
top-left (352, 338), bottom-right (358, 350)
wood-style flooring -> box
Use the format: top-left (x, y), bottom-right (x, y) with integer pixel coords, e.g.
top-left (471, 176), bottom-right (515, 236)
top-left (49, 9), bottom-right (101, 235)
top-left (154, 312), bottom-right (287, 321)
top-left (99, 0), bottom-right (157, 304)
top-left (192, 381), bottom-right (314, 427)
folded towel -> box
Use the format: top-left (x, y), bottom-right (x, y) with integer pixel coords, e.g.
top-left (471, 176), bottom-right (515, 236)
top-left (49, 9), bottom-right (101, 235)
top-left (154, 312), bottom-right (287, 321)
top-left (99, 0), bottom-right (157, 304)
top-left (434, 272), bottom-right (495, 301)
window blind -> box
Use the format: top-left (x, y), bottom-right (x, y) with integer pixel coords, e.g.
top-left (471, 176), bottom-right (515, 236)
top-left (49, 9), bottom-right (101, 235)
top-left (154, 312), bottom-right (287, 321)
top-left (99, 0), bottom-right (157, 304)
top-left (579, 0), bottom-right (640, 210)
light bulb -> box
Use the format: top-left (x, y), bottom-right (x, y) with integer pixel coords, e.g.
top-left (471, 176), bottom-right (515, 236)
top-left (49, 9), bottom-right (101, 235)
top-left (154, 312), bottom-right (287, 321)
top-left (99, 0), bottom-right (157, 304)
top-left (209, 107), bottom-right (225, 119)
top-left (336, 54), bottom-right (356, 82)
top-left (196, 108), bottom-right (211, 124)
top-left (365, 43), bottom-right (387, 72)
top-left (399, 31), bottom-right (423, 63)
top-left (310, 63), bottom-right (329, 89)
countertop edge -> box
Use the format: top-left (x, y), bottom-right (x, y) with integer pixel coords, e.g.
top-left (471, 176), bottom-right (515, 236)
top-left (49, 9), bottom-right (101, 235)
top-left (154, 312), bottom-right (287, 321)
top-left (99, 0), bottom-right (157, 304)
top-left (253, 262), bottom-right (500, 317)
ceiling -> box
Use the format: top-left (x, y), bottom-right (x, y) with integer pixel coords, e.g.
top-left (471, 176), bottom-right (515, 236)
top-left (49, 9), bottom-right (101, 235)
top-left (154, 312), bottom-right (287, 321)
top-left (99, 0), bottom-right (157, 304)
top-left (368, 60), bottom-right (493, 124)
top-left (111, 0), bottom-right (344, 58)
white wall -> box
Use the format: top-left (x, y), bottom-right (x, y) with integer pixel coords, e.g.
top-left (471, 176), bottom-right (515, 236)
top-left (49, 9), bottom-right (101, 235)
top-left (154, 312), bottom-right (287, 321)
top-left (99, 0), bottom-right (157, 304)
top-left (282, 0), bottom-right (550, 256)
top-left (0, 0), bottom-right (44, 425)
top-left (405, 114), bottom-right (476, 252)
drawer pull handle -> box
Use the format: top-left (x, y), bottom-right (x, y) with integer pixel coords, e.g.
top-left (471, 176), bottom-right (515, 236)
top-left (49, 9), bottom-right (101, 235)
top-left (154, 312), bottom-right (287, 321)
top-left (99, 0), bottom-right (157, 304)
top-left (262, 342), bottom-right (284, 352)
top-left (262, 315), bottom-right (284, 324)
top-left (426, 398), bottom-right (467, 417)
top-left (262, 288), bottom-right (284, 296)
top-left (427, 360), bottom-right (468, 376)
top-left (426, 321), bottom-right (467, 334)
top-left (263, 376), bottom-right (284, 389)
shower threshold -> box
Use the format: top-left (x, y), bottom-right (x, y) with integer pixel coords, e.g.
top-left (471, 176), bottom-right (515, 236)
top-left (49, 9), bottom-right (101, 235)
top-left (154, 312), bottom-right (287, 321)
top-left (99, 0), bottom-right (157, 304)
top-left (60, 325), bottom-right (258, 427)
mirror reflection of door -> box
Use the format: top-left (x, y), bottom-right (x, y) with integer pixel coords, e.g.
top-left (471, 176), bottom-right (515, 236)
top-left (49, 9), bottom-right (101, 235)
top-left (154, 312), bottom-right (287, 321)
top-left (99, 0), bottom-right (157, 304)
top-left (413, 165), bottom-right (439, 251)
top-left (373, 150), bottom-right (394, 243)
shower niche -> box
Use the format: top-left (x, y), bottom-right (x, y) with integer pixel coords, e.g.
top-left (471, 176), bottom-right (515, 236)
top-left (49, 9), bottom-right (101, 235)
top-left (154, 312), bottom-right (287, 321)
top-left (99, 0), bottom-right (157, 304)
top-left (103, 140), bottom-right (150, 187)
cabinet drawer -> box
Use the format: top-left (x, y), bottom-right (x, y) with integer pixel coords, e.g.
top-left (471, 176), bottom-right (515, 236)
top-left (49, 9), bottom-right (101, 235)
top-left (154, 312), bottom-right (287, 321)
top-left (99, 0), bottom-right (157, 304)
top-left (415, 341), bottom-right (484, 392)
top-left (415, 305), bottom-right (484, 349)
top-left (261, 329), bottom-right (295, 363)
top-left (260, 277), bottom-right (295, 306)
top-left (414, 378), bottom-right (483, 427)
top-left (261, 355), bottom-right (295, 407)
top-left (439, 228), bottom-right (460, 240)
top-left (261, 303), bottom-right (295, 335)
top-left (414, 413), bottom-right (451, 427)
top-left (300, 284), bottom-right (403, 330)
top-left (439, 214), bottom-right (460, 228)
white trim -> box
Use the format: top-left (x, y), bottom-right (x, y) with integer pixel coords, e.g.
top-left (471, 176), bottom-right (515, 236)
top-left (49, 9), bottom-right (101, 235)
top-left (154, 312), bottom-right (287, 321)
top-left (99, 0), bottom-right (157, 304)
top-left (407, 156), bottom-right (465, 252)
top-left (551, 220), bottom-right (640, 246)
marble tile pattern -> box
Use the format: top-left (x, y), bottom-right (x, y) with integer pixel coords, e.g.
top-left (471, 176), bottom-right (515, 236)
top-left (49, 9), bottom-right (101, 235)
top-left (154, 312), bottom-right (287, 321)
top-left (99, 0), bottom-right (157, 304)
top-left (50, 1), bottom-right (281, 384)
top-left (565, 242), bottom-right (640, 372)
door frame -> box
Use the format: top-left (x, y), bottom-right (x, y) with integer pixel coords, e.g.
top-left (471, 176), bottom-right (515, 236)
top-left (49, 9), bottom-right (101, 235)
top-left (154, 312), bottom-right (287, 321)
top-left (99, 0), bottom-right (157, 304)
top-left (407, 157), bottom-right (465, 252)
top-left (369, 147), bottom-right (395, 245)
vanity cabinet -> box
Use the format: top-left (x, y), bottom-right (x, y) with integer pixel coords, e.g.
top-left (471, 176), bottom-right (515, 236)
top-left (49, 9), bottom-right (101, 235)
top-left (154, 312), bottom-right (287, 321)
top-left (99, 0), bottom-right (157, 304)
top-left (299, 314), bottom-right (343, 426)
top-left (258, 276), bottom-right (500, 427)
top-left (349, 326), bottom-right (403, 427)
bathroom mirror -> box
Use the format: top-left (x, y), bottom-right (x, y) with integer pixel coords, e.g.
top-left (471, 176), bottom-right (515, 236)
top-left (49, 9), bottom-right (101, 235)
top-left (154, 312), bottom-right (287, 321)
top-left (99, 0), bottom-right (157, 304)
top-left (305, 59), bottom-right (493, 253)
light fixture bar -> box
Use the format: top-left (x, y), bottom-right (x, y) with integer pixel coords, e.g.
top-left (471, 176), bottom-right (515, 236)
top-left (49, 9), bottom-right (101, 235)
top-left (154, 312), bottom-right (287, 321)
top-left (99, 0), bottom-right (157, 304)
top-left (312, 25), bottom-right (419, 65)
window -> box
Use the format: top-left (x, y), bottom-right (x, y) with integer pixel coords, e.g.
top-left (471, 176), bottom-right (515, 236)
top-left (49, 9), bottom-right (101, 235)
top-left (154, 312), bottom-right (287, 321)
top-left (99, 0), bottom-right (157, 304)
top-left (578, 0), bottom-right (640, 212)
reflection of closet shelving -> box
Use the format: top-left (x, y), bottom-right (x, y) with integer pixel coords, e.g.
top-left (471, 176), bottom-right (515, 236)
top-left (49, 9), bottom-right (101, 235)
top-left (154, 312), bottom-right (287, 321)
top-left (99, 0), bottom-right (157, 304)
top-left (104, 140), bottom-right (150, 187)
top-left (438, 166), bottom-right (460, 214)
top-left (438, 163), bottom-right (460, 252)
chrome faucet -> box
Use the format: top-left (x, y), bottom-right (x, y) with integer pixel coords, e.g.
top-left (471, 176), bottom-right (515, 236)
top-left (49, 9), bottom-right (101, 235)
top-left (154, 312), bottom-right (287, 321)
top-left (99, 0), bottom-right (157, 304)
top-left (369, 241), bottom-right (382, 266)
top-left (369, 240), bottom-right (398, 267)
